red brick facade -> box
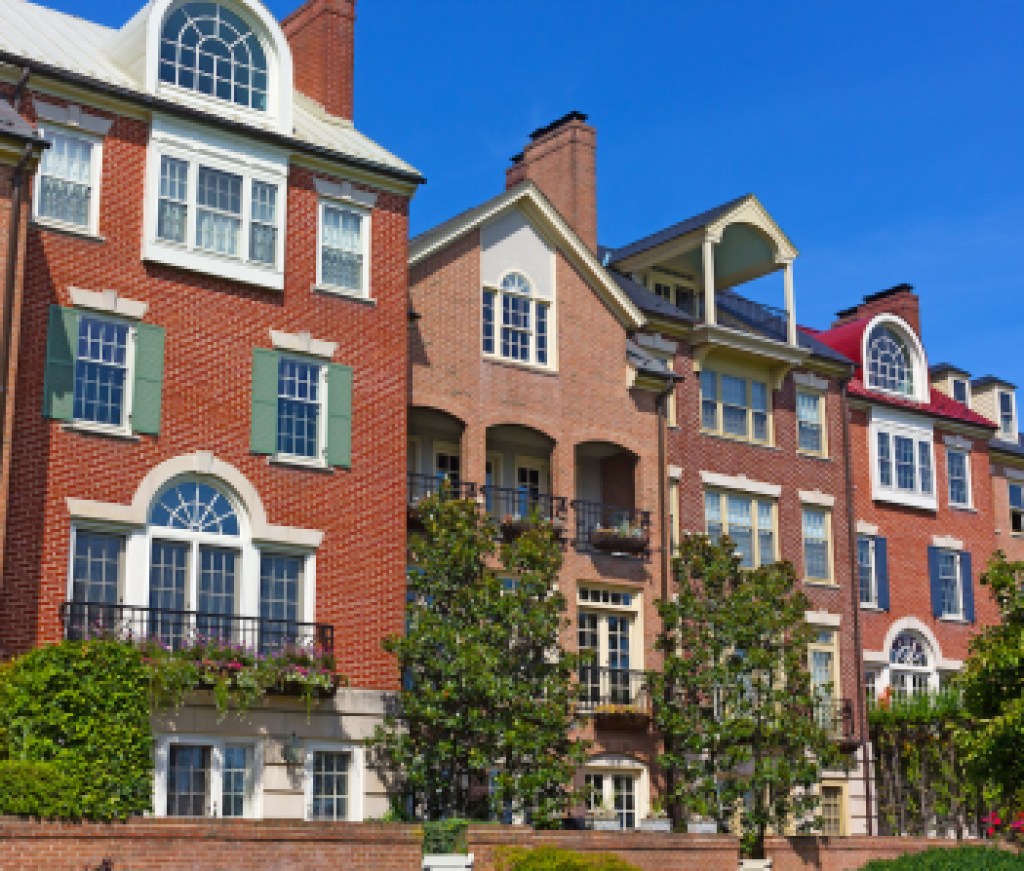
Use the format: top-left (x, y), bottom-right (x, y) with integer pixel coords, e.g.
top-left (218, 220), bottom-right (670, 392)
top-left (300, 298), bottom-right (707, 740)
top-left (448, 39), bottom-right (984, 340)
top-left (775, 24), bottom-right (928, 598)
top-left (282, 0), bottom-right (357, 120)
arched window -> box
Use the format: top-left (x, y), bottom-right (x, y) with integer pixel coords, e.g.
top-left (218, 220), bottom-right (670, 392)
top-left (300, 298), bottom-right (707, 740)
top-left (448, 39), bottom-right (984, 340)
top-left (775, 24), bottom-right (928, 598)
top-left (482, 271), bottom-right (550, 366)
top-left (159, 3), bottom-right (268, 111)
top-left (889, 631), bottom-right (932, 699)
top-left (866, 324), bottom-right (914, 396)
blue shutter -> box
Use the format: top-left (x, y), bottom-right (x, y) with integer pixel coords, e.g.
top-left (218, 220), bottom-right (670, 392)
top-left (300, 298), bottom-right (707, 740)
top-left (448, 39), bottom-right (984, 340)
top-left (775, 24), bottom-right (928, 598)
top-left (875, 536), bottom-right (890, 612)
top-left (961, 551), bottom-right (975, 623)
top-left (927, 546), bottom-right (943, 618)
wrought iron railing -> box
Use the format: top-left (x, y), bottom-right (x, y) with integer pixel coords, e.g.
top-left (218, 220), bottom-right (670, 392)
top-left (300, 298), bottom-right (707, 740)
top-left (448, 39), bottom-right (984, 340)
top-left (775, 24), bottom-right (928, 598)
top-left (407, 472), bottom-right (477, 506)
top-left (571, 501), bottom-right (651, 556)
top-left (60, 601), bottom-right (334, 657)
top-left (577, 666), bottom-right (649, 715)
top-left (482, 485), bottom-right (567, 535)
top-left (814, 697), bottom-right (855, 741)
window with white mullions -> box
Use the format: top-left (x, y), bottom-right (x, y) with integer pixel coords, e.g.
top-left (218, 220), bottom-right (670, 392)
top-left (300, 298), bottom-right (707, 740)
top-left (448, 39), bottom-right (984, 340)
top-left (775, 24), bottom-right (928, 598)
top-left (482, 272), bottom-right (551, 367)
top-left (74, 315), bottom-right (130, 428)
top-left (310, 751), bottom-right (350, 820)
top-left (221, 745), bottom-right (250, 818)
top-left (167, 744), bottom-right (211, 817)
top-left (874, 419), bottom-right (935, 506)
top-left (72, 530), bottom-right (124, 606)
top-left (704, 491), bottom-right (775, 568)
top-left (37, 129), bottom-right (95, 229)
top-left (1010, 483), bottom-right (1024, 534)
top-left (259, 554), bottom-right (301, 650)
top-left (249, 181), bottom-right (278, 265)
top-left (797, 390), bottom-right (824, 453)
top-left (889, 631), bottom-right (932, 700)
top-left (161, 738), bottom-right (256, 818)
top-left (277, 357), bottom-right (323, 460)
top-left (700, 369), bottom-right (770, 443)
top-left (502, 291), bottom-right (531, 361)
top-left (938, 551), bottom-right (962, 620)
top-left (803, 507), bottom-right (831, 582)
top-left (158, 156), bottom-right (189, 244)
top-left (196, 165), bottom-right (242, 257)
top-left (857, 535), bottom-right (876, 607)
top-left (320, 203), bottom-right (365, 293)
top-left (947, 448), bottom-right (970, 507)
top-left (867, 325), bottom-right (914, 396)
top-left (584, 771), bottom-right (638, 829)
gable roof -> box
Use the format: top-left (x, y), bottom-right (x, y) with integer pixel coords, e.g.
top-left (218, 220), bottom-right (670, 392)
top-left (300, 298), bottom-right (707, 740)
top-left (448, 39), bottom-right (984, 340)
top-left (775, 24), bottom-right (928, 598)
top-left (0, 0), bottom-right (421, 183)
top-left (972, 375), bottom-right (1017, 390)
top-left (410, 181), bottom-right (645, 330)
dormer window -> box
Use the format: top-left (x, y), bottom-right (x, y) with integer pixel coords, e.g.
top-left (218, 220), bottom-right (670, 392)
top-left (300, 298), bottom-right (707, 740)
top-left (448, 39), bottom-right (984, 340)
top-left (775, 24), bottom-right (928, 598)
top-left (951, 377), bottom-right (969, 405)
top-left (159, 3), bottom-right (268, 111)
top-left (866, 325), bottom-right (913, 396)
top-left (999, 390), bottom-right (1016, 440)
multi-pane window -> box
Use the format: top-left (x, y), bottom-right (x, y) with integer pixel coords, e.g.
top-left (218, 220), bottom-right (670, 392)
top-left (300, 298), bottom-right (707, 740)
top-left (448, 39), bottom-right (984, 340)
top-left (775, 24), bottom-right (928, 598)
top-left (875, 429), bottom-right (934, 501)
top-left (700, 369), bottom-right (769, 443)
top-left (797, 390), bottom-right (825, 454)
top-left (167, 744), bottom-right (211, 817)
top-left (952, 378), bottom-right (969, 405)
top-left (482, 272), bottom-right (550, 367)
top-left (584, 772), bottom-right (638, 830)
top-left (820, 785), bottom-right (843, 836)
top-left (578, 586), bottom-right (638, 707)
top-left (310, 750), bottom-right (350, 820)
top-left (163, 740), bottom-right (253, 818)
top-left (947, 448), bottom-right (970, 507)
top-left (1010, 483), bottom-right (1024, 534)
top-left (36, 128), bottom-right (96, 231)
top-left (159, 3), bottom-right (268, 111)
top-left (259, 554), bottom-right (301, 649)
top-left (277, 357), bottom-right (322, 459)
top-left (155, 155), bottom-right (281, 268)
top-left (802, 508), bottom-right (831, 582)
top-left (810, 629), bottom-right (837, 732)
top-left (320, 202), bottom-right (366, 294)
top-left (999, 390), bottom-right (1016, 440)
top-left (889, 631), bottom-right (932, 701)
top-left (221, 745), bottom-right (249, 818)
top-left (857, 535), bottom-right (876, 607)
top-left (864, 670), bottom-right (877, 706)
top-left (938, 550), bottom-right (962, 619)
top-left (866, 324), bottom-right (914, 396)
top-left (74, 316), bottom-right (131, 428)
top-left (71, 530), bottom-right (124, 605)
top-left (704, 491), bottom-right (775, 568)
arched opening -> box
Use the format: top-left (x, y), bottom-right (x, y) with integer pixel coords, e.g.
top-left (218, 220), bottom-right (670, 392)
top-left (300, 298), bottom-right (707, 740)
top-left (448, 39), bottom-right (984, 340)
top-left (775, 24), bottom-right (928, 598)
top-left (572, 441), bottom-right (647, 556)
top-left (484, 424), bottom-right (561, 534)
top-left (407, 407), bottom-right (472, 517)
top-left (888, 630), bottom-right (934, 699)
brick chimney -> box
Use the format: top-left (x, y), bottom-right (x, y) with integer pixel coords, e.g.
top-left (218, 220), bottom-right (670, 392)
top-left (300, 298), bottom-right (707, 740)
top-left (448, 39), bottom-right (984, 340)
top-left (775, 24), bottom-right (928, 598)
top-left (282, 0), bottom-right (356, 120)
top-left (833, 283), bottom-right (922, 336)
top-left (506, 111), bottom-right (597, 251)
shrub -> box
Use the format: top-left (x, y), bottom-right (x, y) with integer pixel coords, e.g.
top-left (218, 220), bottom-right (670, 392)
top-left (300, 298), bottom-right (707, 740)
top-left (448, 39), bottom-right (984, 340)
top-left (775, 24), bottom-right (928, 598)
top-left (0, 760), bottom-right (76, 819)
top-left (859, 846), bottom-right (1024, 870)
top-left (495, 846), bottom-right (642, 871)
top-left (423, 818), bottom-right (471, 854)
top-left (0, 640), bottom-right (153, 820)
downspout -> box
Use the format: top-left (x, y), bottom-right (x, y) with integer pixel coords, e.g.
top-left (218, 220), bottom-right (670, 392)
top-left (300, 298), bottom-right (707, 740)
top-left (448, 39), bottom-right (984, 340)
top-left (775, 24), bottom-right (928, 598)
top-left (655, 377), bottom-right (674, 827)
top-left (840, 379), bottom-right (874, 835)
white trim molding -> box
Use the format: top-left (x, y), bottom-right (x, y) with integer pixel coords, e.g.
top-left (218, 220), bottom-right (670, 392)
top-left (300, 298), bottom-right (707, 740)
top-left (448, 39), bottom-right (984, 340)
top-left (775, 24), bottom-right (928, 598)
top-left (270, 329), bottom-right (337, 360)
top-left (70, 287), bottom-right (148, 320)
top-left (794, 372), bottom-right (828, 391)
top-left (943, 434), bottom-right (972, 450)
top-left (1004, 467), bottom-right (1024, 482)
top-left (865, 616), bottom-right (964, 673)
top-left (856, 520), bottom-right (880, 536)
top-left (314, 177), bottom-right (377, 209)
top-left (303, 742), bottom-right (365, 822)
top-left (700, 470), bottom-right (781, 498)
top-left (932, 534), bottom-right (965, 551)
top-left (667, 464), bottom-right (682, 481)
top-left (34, 99), bottom-right (113, 136)
top-left (806, 610), bottom-right (841, 628)
top-left (799, 489), bottom-right (836, 508)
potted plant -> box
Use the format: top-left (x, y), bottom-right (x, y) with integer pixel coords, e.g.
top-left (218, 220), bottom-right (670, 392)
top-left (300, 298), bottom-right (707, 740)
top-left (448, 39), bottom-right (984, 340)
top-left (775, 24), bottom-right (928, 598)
top-left (639, 798), bottom-right (671, 833)
top-left (422, 819), bottom-right (474, 871)
top-left (590, 518), bottom-right (649, 555)
top-left (501, 513), bottom-right (533, 540)
top-left (586, 801), bottom-right (621, 832)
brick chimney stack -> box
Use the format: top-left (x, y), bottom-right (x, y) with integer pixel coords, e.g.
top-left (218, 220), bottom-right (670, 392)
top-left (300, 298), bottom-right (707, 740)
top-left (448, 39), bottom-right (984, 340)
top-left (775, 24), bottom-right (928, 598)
top-left (506, 111), bottom-right (597, 251)
top-left (282, 0), bottom-right (356, 120)
top-left (833, 283), bottom-right (922, 336)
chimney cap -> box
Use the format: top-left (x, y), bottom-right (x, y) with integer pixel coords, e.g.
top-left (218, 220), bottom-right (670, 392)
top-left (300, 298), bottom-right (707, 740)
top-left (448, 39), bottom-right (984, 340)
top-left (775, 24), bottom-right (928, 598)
top-left (529, 110), bottom-right (588, 141)
top-left (863, 282), bottom-right (915, 303)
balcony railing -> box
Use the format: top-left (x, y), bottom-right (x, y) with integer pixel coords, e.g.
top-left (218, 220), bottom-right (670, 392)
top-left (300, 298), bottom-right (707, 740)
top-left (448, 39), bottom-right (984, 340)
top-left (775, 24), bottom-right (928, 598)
top-left (577, 666), bottom-right (650, 717)
top-left (814, 697), bottom-right (855, 742)
top-left (60, 601), bottom-right (334, 657)
top-left (571, 501), bottom-right (651, 557)
top-left (407, 472), bottom-right (477, 506)
top-left (482, 485), bottom-right (567, 540)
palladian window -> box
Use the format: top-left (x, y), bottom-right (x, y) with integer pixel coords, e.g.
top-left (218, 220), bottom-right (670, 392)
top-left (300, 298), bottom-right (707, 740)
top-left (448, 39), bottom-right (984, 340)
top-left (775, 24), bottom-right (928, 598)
top-left (159, 3), bottom-right (268, 111)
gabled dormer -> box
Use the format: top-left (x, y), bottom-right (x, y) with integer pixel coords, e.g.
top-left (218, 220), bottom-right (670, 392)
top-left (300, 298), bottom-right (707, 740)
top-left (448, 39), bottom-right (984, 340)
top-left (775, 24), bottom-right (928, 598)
top-left (930, 363), bottom-right (972, 408)
top-left (972, 376), bottom-right (1018, 443)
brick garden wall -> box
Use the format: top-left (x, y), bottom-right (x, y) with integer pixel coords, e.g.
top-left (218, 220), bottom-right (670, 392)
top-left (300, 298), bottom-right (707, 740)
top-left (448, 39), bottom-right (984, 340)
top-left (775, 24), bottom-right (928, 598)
top-left (765, 834), bottom-right (1018, 870)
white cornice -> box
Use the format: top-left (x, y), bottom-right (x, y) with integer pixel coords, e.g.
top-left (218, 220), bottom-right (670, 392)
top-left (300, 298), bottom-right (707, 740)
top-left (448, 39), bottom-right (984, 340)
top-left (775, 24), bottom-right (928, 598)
top-left (805, 610), bottom-right (841, 628)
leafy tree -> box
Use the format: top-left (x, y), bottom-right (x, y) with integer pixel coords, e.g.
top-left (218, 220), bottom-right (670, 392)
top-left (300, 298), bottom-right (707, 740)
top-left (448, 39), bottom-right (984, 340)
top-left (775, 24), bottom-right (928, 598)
top-left (649, 534), bottom-right (841, 857)
top-left (956, 551), bottom-right (1024, 812)
top-left (373, 489), bottom-right (584, 824)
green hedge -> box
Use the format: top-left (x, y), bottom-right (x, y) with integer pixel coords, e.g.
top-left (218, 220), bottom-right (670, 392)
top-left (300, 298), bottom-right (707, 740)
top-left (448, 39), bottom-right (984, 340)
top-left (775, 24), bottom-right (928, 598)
top-left (423, 818), bottom-right (470, 854)
top-left (0, 760), bottom-right (76, 819)
top-left (0, 640), bottom-right (153, 820)
top-left (860, 846), bottom-right (1024, 870)
top-left (495, 846), bottom-right (642, 871)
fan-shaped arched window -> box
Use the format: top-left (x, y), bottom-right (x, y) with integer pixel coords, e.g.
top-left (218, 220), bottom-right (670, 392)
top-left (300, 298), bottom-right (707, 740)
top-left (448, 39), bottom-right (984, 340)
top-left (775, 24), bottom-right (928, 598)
top-left (159, 3), bottom-right (268, 111)
top-left (888, 631), bottom-right (933, 699)
top-left (866, 325), bottom-right (914, 396)
top-left (150, 480), bottom-right (240, 535)
top-left (889, 631), bottom-right (928, 667)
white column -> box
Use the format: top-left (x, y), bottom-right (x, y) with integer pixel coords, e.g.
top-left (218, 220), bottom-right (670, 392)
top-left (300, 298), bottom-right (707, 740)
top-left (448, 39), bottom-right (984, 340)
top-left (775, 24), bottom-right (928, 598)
top-left (702, 235), bottom-right (716, 326)
top-left (783, 258), bottom-right (797, 345)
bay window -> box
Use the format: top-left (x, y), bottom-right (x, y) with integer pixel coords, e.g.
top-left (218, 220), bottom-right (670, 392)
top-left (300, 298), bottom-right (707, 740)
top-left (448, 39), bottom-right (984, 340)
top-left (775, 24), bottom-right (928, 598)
top-left (871, 411), bottom-right (936, 509)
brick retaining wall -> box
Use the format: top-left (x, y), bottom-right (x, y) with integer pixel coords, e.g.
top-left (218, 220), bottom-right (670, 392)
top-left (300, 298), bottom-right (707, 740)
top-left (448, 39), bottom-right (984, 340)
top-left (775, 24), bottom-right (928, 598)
top-left (765, 835), bottom-right (1018, 870)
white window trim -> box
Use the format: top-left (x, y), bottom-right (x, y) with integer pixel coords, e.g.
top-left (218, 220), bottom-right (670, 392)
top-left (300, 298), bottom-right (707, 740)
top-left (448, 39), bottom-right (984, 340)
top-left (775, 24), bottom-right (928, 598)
top-left (70, 287), bottom-right (148, 320)
top-left (998, 389), bottom-right (1018, 441)
top-left (272, 356), bottom-right (329, 470)
top-left (303, 742), bottom-right (364, 822)
top-left (700, 470), bottom-right (781, 499)
top-left (936, 548), bottom-right (965, 621)
top-left (577, 584), bottom-right (644, 672)
top-left (69, 310), bottom-right (137, 437)
top-left (270, 329), bottom-right (337, 359)
top-left (316, 196), bottom-right (372, 301)
top-left (143, 116), bottom-right (288, 291)
top-left (482, 270), bottom-right (554, 371)
top-left (153, 733), bottom-right (264, 819)
top-left (869, 408), bottom-right (937, 510)
top-left (857, 534), bottom-right (878, 609)
top-left (861, 314), bottom-right (929, 403)
top-left (799, 490), bottom-right (836, 508)
top-left (34, 122), bottom-right (104, 238)
top-left (582, 755), bottom-right (649, 828)
top-left (950, 377), bottom-right (971, 406)
top-left (945, 446), bottom-right (973, 509)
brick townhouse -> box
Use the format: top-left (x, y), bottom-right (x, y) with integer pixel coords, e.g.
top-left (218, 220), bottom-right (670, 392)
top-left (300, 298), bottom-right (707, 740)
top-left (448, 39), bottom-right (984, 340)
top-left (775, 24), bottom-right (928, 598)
top-left (0, 0), bottom-right (420, 820)
top-left (409, 112), bottom-right (869, 834)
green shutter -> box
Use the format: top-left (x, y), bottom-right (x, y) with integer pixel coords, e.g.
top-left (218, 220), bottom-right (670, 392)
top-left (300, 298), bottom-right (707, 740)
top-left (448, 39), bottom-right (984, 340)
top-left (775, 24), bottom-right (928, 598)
top-left (250, 348), bottom-right (279, 455)
top-left (42, 305), bottom-right (79, 421)
top-left (132, 322), bottom-right (165, 435)
top-left (326, 362), bottom-right (353, 469)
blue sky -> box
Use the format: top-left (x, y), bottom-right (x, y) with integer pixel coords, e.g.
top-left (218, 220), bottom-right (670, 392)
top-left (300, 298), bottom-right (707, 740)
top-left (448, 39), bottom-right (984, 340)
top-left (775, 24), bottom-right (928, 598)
top-left (48, 0), bottom-right (1024, 386)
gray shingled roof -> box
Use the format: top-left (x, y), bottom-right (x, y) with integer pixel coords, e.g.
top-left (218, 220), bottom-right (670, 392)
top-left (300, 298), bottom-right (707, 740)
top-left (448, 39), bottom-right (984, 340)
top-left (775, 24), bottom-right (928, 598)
top-left (990, 433), bottom-right (1024, 456)
top-left (605, 194), bottom-right (751, 263)
top-left (929, 362), bottom-right (970, 377)
top-left (0, 100), bottom-right (42, 143)
top-left (972, 375), bottom-right (1017, 390)
top-left (626, 339), bottom-right (677, 381)
top-left (607, 269), bottom-right (696, 322)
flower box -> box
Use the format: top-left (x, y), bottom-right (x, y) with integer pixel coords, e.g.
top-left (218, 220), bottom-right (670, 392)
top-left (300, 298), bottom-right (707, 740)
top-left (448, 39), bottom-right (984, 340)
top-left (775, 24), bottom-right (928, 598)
top-left (590, 526), bottom-right (649, 554)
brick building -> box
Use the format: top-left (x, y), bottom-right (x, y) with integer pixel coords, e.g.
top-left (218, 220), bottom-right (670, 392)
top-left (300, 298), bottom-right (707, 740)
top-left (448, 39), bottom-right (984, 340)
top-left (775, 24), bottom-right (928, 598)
top-left (0, 0), bottom-right (420, 820)
top-left (409, 112), bottom-right (868, 834)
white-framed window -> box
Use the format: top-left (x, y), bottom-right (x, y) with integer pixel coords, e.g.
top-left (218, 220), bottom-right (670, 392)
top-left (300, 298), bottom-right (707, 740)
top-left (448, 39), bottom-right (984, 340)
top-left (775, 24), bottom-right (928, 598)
top-left (866, 323), bottom-right (915, 397)
top-left (802, 507), bottom-right (832, 583)
top-left (999, 390), bottom-right (1017, 440)
top-left (951, 377), bottom-right (970, 405)
top-left (584, 770), bottom-right (639, 830)
top-left (937, 549), bottom-right (963, 620)
top-left (796, 389), bottom-right (826, 455)
top-left (73, 313), bottom-right (135, 432)
top-left (304, 743), bottom-right (364, 821)
top-left (705, 490), bottom-right (776, 569)
top-left (71, 528), bottom-right (125, 606)
top-left (700, 369), bottom-right (770, 444)
top-left (1010, 482), bottom-right (1024, 534)
top-left (577, 585), bottom-right (641, 708)
top-left (810, 628), bottom-right (839, 732)
top-left (153, 734), bottom-right (261, 818)
top-left (857, 535), bottom-right (877, 607)
top-left (276, 356), bottom-right (326, 462)
top-left (864, 669), bottom-right (877, 705)
top-left (946, 447), bottom-right (971, 508)
top-left (35, 125), bottom-right (102, 235)
top-left (482, 271), bottom-right (551, 368)
top-left (888, 631), bottom-right (933, 700)
top-left (871, 411), bottom-right (936, 510)
top-left (318, 199), bottom-right (370, 298)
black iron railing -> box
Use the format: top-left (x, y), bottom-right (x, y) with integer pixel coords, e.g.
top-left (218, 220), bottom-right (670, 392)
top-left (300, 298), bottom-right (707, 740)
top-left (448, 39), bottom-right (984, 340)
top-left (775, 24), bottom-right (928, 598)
top-left (814, 697), bottom-right (855, 741)
top-left (577, 666), bottom-right (649, 714)
top-left (482, 486), bottom-right (567, 537)
top-left (60, 601), bottom-right (334, 657)
top-left (407, 472), bottom-right (477, 506)
top-left (571, 501), bottom-right (651, 556)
